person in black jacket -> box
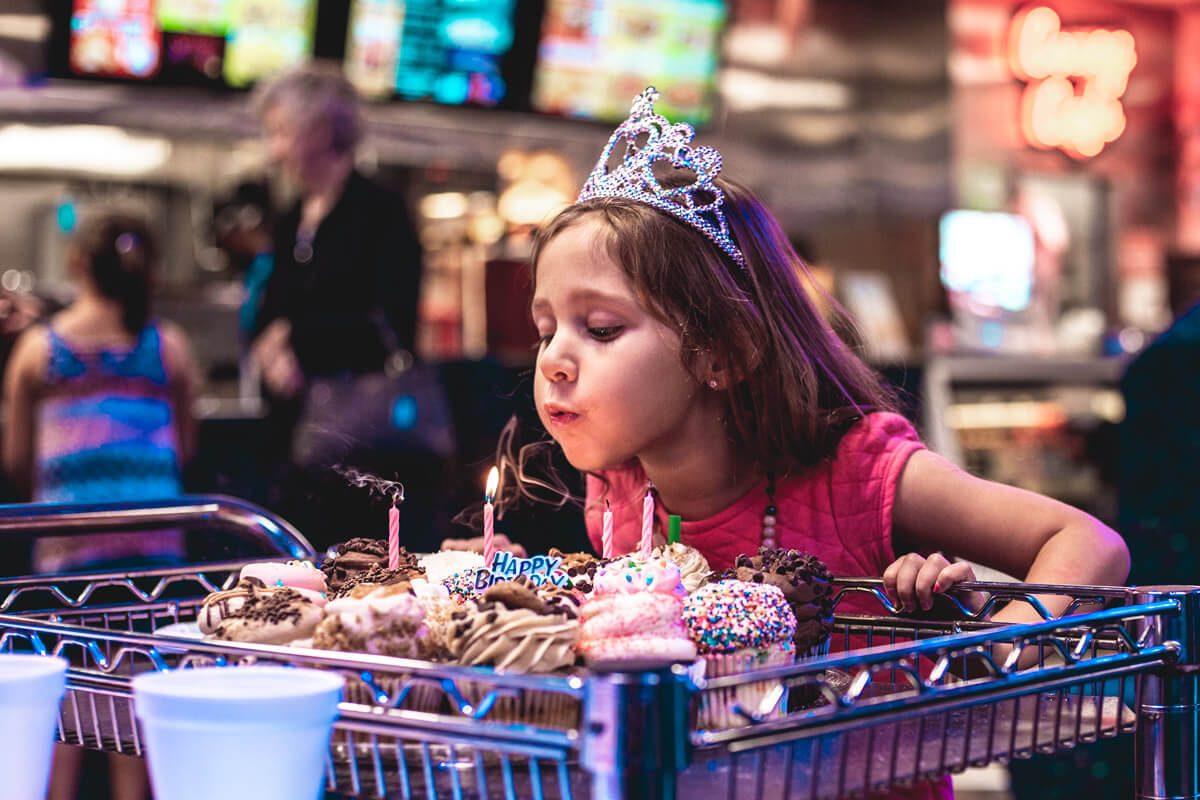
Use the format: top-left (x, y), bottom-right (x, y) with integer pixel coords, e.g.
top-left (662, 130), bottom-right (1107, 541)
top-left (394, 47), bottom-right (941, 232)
top-left (249, 61), bottom-right (422, 395)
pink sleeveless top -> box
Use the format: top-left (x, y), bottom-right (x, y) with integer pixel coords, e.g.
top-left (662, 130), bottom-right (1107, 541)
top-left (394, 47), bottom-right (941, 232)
top-left (584, 412), bottom-right (952, 800)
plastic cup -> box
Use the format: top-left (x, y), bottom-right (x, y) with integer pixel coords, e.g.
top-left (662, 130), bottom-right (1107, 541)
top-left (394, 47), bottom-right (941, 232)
top-left (133, 665), bottom-right (344, 800)
top-left (0, 653), bottom-right (69, 800)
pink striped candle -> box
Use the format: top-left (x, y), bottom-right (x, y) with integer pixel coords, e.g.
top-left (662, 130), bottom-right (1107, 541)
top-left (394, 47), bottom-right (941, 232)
top-left (483, 467), bottom-right (499, 568)
top-left (388, 503), bottom-right (400, 570)
top-left (602, 500), bottom-right (614, 559)
top-left (639, 485), bottom-right (654, 560)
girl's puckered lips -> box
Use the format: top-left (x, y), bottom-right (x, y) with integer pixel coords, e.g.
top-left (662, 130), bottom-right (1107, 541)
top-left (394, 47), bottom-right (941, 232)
top-left (542, 402), bottom-right (581, 426)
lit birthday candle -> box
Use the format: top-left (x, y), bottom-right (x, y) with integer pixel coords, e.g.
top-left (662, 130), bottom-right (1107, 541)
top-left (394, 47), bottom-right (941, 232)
top-left (483, 466), bottom-right (499, 568)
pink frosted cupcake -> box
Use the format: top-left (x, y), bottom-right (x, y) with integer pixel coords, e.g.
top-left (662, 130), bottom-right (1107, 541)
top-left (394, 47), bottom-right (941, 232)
top-left (577, 558), bottom-right (697, 669)
top-left (683, 580), bottom-right (798, 729)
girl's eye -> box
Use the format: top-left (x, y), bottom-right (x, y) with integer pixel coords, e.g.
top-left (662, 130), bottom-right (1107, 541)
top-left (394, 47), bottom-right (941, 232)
top-left (588, 326), bottom-right (623, 341)
top-left (535, 333), bottom-right (554, 350)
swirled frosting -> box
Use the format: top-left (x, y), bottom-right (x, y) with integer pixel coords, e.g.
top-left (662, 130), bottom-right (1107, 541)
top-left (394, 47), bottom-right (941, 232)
top-left (445, 581), bottom-right (579, 673)
top-left (649, 544), bottom-right (710, 593)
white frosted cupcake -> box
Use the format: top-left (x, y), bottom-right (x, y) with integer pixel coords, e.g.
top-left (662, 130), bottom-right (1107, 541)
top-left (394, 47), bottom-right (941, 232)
top-left (419, 551), bottom-right (486, 585)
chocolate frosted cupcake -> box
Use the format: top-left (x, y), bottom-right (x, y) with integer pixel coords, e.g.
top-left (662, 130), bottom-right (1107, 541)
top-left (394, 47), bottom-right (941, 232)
top-left (322, 538), bottom-right (424, 593)
top-left (327, 563), bottom-right (418, 600)
top-left (712, 547), bottom-right (834, 655)
top-left (212, 587), bottom-right (323, 646)
top-left (447, 578), bottom-right (580, 727)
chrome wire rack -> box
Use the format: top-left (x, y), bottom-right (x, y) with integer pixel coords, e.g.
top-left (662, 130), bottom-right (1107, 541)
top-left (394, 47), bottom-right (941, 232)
top-left (0, 498), bottom-right (1196, 800)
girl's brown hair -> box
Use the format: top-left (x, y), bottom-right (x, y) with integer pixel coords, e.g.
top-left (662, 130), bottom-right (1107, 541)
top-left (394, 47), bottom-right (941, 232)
top-left (74, 213), bottom-right (157, 335)
top-left (529, 176), bottom-right (897, 477)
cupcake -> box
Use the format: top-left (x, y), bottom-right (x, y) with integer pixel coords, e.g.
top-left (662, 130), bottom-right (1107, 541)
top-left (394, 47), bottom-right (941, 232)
top-left (326, 563), bottom-right (417, 600)
top-left (577, 558), bottom-right (697, 669)
top-left (312, 583), bottom-right (444, 711)
top-left (548, 547), bottom-right (608, 594)
top-left (649, 543), bottom-right (711, 593)
top-left (197, 575), bottom-right (327, 635)
top-left (711, 547), bottom-right (834, 655)
top-left (683, 580), bottom-right (797, 729)
top-left (442, 567), bottom-right (486, 605)
top-left (322, 538), bottom-right (424, 593)
top-left (212, 587), bottom-right (324, 646)
top-left (418, 550), bottom-right (486, 585)
top-left (446, 578), bottom-right (580, 727)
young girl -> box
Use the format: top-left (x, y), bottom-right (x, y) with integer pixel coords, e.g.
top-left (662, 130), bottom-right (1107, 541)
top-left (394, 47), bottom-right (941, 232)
top-left (3, 212), bottom-right (199, 572)
top-left (521, 88), bottom-right (1129, 798)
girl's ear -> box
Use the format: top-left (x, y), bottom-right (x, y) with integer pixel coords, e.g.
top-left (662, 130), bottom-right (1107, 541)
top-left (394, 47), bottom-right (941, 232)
top-left (700, 345), bottom-right (759, 390)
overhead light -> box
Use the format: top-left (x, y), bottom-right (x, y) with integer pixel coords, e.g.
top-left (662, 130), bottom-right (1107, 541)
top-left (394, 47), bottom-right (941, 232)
top-left (0, 125), bottom-right (172, 175)
top-left (0, 14), bottom-right (51, 42)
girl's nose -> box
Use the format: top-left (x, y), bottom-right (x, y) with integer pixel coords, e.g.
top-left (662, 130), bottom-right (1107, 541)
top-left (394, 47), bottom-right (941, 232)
top-left (538, 335), bottom-right (576, 383)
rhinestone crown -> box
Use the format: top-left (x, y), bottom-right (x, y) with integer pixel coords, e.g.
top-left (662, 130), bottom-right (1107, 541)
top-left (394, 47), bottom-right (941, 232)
top-left (577, 88), bottom-right (745, 269)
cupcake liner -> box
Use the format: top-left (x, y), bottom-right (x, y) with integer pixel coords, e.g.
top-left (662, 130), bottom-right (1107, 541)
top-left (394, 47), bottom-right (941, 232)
top-left (694, 639), bottom-right (829, 730)
top-left (455, 677), bottom-right (581, 729)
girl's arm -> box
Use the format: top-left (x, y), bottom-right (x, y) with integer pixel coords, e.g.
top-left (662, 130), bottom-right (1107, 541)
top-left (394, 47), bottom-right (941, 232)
top-left (885, 449), bottom-right (1130, 623)
top-left (2, 328), bottom-right (47, 499)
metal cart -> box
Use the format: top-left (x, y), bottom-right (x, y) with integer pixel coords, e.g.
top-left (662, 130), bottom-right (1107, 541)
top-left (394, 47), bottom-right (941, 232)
top-left (0, 496), bottom-right (1195, 800)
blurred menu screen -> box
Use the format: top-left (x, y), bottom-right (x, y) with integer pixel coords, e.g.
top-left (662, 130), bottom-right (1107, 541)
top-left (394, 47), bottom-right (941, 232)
top-left (67, 0), bottom-right (314, 86)
top-left (532, 0), bottom-right (726, 124)
top-left (70, 0), bottom-right (162, 79)
top-left (223, 0), bottom-right (316, 87)
top-left (344, 0), bottom-right (516, 105)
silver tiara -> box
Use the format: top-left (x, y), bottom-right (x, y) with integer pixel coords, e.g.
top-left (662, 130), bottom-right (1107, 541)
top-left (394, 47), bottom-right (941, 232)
top-left (577, 88), bottom-right (745, 269)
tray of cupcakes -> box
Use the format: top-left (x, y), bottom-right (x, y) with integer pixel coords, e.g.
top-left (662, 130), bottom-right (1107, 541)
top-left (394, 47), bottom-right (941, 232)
top-left (172, 532), bottom-right (839, 739)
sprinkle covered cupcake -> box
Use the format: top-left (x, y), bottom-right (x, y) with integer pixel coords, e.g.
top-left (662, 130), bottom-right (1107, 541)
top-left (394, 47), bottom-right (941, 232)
top-left (711, 547), bottom-right (834, 655)
top-left (577, 558), bottom-right (696, 668)
top-left (683, 580), bottom-right (798, 729)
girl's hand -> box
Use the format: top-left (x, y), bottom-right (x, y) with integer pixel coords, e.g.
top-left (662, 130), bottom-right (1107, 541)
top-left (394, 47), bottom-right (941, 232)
top-left (439, 535), bottom-right (527, 559)
top-left (882, 552), bottom-right (976, 613)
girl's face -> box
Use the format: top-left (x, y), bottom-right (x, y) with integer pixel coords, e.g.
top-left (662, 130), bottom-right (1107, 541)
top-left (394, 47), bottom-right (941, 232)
top-left (532, 218), bottom-right (712, 473)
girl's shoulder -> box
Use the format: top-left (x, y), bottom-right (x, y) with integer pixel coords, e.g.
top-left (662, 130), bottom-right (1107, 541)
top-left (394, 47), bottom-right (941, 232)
top-left (838, 411), bottom-right (923, 454)
top-left (4, 323), bottom-right (51, 388)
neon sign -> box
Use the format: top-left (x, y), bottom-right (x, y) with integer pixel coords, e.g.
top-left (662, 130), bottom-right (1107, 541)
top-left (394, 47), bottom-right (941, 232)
top-left (1008, 6), bottom-right (1137, 159)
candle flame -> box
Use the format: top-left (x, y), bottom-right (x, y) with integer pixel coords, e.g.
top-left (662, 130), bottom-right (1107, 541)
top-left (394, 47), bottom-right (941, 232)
top-left (485, 466), bottom-right (499, 503)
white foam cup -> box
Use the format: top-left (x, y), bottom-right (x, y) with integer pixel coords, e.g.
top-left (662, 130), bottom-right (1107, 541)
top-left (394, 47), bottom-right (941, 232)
top-left (133, 665), bottom-right (344, 800)
top-left (0, 653), bottom-right (69, 800)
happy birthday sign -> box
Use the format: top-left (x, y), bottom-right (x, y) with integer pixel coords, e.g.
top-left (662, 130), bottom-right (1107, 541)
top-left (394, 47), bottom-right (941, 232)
top-left (473, 551), bottom-right (571, 591)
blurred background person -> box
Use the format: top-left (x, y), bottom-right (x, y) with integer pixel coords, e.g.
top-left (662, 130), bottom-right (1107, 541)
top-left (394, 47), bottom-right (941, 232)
top-left (1, 212), bottom-right (198, 800)
top-left (247, 61), bottom-right (422, 432)
top-left (246, 62), bottom-right (424, 546)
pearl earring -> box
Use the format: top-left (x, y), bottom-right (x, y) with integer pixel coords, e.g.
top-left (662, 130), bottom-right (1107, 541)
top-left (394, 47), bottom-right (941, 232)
top-left (707, 379), bottom-right (718, 389)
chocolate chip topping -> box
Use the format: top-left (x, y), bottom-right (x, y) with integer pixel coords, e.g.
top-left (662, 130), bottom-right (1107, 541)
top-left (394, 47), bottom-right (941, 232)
top-left (224, 587), bottom-right (311, 626)
top-left (712, 547), bottom-right (835, 648)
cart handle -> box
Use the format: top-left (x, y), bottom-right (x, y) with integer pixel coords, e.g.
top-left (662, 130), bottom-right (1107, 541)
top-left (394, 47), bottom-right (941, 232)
top-left (0, 495), bottom-right (315, 561)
